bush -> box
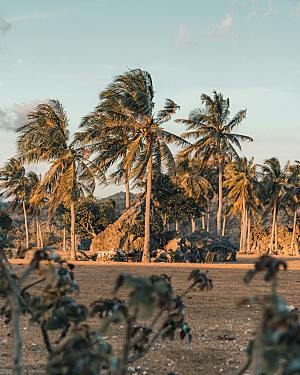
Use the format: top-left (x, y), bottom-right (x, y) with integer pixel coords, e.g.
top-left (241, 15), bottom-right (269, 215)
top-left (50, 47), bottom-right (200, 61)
top-left (0, 250), bottom-right (212, 375)
top-left (239, 255), bottom-right (299, 375)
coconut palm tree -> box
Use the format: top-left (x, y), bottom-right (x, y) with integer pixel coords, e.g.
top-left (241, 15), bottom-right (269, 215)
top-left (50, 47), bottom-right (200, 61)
top-left (28, 173), bottom-right (46, 249)
top-left (0, 158), bottom-right (39, 249)
top-left (175, 155), bottom-right (212, 232)
top-left (285, 162), bottom-right (300, 254)
top-left (80, 69), bottom-right (187, 261)
top-left (224, 157), bottom-right (259, 253)
top-left (75, 119), bottom-right (131, 208)
top-left (261, 157), bottom-right (289, 254)
top-left (176, 92), bottom-right (252, 237)
top-left (17, 100), bottom-right (95, 259)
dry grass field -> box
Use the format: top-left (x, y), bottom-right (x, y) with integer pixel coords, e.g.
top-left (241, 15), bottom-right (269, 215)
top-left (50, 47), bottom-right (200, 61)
top-left (1, 257), bottom-right (300, 374)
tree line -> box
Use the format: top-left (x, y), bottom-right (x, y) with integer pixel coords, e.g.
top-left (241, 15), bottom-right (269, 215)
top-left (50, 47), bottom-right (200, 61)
top-left (0, 68), bottom-right (299, 260)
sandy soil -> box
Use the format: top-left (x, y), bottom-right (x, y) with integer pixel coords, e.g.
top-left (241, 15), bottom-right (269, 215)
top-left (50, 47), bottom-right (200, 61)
top-left (1, 258), bottom-right (299, 374)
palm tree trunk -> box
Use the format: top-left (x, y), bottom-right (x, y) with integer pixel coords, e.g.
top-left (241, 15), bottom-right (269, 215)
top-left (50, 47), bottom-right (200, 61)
top-left (36, 218), bottom-right (40, 248)
top-left (191, 217), bottom-right (196, 233)
top-left (22, 201), bottom-right (29, 249)
top-left (247, 215), bottom-right (251, 254)
top-left (201, 213), bottom-right (205, 230)
top-left (163, 214), bottom-right (168, 232)
top-left (125, 170), bottom-right (130, 209)
top-left (291, 209), bottom-right (297, 255)
top-left (70, 202), bottom-right (76, 260)
top-left (38, 221), bottom-right (43, 249)
top-left (63, 227), bottom-right (66, 252)
top-left (216, 157), bottom-right (223, 238)
top-left (270, 204), bottom-right (276, 254)
top-left (243, 204), bottom-right (248, 253)
top-left (222, 214), bottom-right (226, 237)
top-left (239, 215), bottom-right (244, 253)
top-left (206, 201), bottom-right (210, 233)
top-left (274, 215), bottom-right (278, 254)
top-left (240, 197), bottom-right (246, 253)
top-left (142, 155), bottom-right (152, 262)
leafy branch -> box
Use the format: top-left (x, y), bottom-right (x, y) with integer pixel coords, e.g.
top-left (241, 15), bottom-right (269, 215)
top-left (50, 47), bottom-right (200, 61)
top-left (0, 249), bottom-right (212, 375)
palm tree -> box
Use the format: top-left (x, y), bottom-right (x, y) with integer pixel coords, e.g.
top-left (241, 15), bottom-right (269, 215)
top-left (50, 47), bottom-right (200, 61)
top-left (176, 92), bottom-right (252, 237)
top-left (224, 157), bottom-right (259, 253)
top-left (17, 100), bottom-right (95, 259)
top-left (285, 162), bottom-right (300, 254)
top-left (81, 69), bottom-right (187, 261)
top-left (28, 173), bottom-right (45, 249)
top-left (75, 120), bottom-right (131, 208)
top-left (175, 155), bottom-right (212, 232)
top-left (261, 157), bottom-right (289, 254)
top-left (0, 158), bottom-right (39, 249)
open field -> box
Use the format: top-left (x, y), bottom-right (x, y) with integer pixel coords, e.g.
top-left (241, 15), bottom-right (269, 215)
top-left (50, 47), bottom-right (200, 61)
top-left (1, 258), bottom-right (300, 374)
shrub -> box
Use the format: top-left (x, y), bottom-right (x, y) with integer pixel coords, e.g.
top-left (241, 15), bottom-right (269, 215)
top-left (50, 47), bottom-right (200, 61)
top-left (0, 250), bottom-right (212, 375)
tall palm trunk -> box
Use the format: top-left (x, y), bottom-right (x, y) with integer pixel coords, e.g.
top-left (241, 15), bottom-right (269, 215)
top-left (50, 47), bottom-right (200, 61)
top-left (36, 218), bottom-right (40, 248)
top-left (63, 227), bottom-right (66, 252)
top-left (222, 214), bottom-right (226, 237)
top-left (70, 202), bottom-right (76, 260)
top-left (191, 217), bottom-right (196, 233)
top-left (239, 215), bottom-right (244, 253)
top-left (38, 221), bottom-right (43, 249)
top-left (201, 213), bottom-right (205, 230)
top-left (247, 215), bottom-right (251, 254)
top-left (240, 196), bottom-right (246, 252)
top-left (22, 201), bottom-right (29, 249)
top-left (274, 216), bottom-right (278, 254)
top-left (243, 205), bottom-right (248, 253)
top-left (270, 204), bottom-right (277, 254)
top-left (142, 155), bottom-right (152, 262)
top-left (216, 157), bottom-right (223, 238)
top-left (125, 170), bottom-right (130, 209)
top-left (163, 214), bottom-right (168, 232)
top-left (206, 200), bottom-right (210, 233)
top-left (290, 209), bottom-right (297, 255)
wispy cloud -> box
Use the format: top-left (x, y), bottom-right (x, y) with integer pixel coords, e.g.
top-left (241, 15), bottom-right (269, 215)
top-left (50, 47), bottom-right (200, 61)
top-left (7, 11), bottom-right (56, 23)
top-left (202, 14), bottom-right (235, 39)
top-left (264, 0), bottom-right (273, 16)
top-left (290, 1), bottom-right (300, 16)
top-left (219, 14), bottom-right (234, 30)
top-left (176, 24), bottom-right (190, 46)
top-left (0, 101), bottom-right (43, 132)
top-left (247, 11), bottom-right (257, 22)
top-left (0, 16), bottom-right (11, 35)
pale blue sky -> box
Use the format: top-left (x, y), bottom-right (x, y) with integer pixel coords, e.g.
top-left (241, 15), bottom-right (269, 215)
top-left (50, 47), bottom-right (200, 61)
top-left (0, 0), bottom-right (300, 196)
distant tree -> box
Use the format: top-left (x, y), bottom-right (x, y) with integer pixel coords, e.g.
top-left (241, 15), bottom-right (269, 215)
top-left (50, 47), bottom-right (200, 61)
top-left (261, 158), bottom-right (289, 254)
top-left (0, 158), bottom-right (39, 248)
top-left (0, 212), bottom-right (12, 249)
top-left (175, 155), bottom-right (212, 232)
top-left (224, 157), bottom-right (259, 253)
top-left (76, 117), bottom-right (131, 208)
top-left (133, 174), bottom-right (199, 247)
top-left (17, 100), bottom-right (96, 259)
top-left (62, 197), bottom-right (116, 240)
top-left (0, 212), bottom-right (12, 232)
top-left (177, 92), bottom-right (252, 237)
top-left (285, 162), bottom-right (300, 254)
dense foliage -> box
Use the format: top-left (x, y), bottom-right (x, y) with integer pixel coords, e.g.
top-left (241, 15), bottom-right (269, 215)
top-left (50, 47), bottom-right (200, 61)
top-left (0, 211), bottom-right (12, 231)
top-left (62, 197), bottom-right (116, 240)
top-left (0, 249), bottom-right (212, 375)
top-left (239, 256), bottom-right (300, 374)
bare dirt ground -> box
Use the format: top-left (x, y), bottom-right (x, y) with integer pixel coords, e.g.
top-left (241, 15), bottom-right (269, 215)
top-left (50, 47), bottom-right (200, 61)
top-left (1, 256), bottom-right (300, 374)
